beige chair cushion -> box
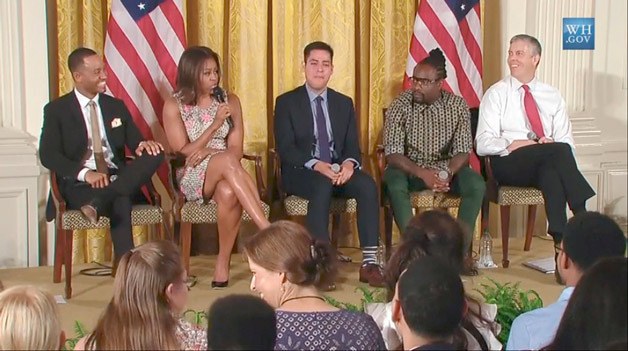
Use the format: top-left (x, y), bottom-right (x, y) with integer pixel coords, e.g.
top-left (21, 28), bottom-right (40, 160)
top-left (383, 190), bottom-right (461, 209)
top-left (497, 186), bottom-right (544, 206)
top-left (180, 200), bottom-right (271, 223)
top-left (61, 204), bottom-right (163, 230)
top-left (284, 195), bottom-right (358, 217)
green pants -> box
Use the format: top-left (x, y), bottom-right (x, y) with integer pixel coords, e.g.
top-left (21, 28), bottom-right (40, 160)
top-left (383, 166), bottom-right (485, 252)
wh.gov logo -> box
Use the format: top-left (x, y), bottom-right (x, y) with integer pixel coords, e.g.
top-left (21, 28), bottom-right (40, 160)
top-left (563, 18), bottom-right (595, 50)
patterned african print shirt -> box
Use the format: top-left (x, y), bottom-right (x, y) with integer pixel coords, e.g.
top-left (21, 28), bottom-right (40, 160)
top-left (383, 90), bottom-right (472, 172)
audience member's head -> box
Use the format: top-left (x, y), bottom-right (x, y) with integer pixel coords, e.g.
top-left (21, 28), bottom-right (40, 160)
top-left (557, 211), bottom-right (626, 286)
top-left (244, 220), bottom-right (337, 308)
top-left (545, 257), bottom-right (627, 350)
top-left (0, 285), bottom-right (63, 350)
top-left (86, 240), bottom-right (188, 350)
top-left (207, 294), bottom-right (276, 350)
top-left (385, 210), bottom-right (465, 298)
top-left (392, 256), bottom-right (466, 349)
top-left (175, 45), bottom-right (221, 105)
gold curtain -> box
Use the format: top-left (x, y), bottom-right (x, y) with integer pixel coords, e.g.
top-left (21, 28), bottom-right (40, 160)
top-left (50, 0), bottom-right (488, 260)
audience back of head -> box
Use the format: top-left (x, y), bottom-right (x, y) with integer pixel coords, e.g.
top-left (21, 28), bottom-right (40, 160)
top-left (561, 211), bottom-right (626, 273)
top-left (394, 256), bottom-right (465, 348)
top-left (0, 285), bottom-right (63, 350)
top-left (545, 257), bottom-right (627, 350)
top-left (385, 210), bottom-right (465, 299)
top-left (244, 220), bottom-right (337, 292)
top-left (86, 240), bottom-right (186, 350)
top-left (207, 294), bottom-right (276, 350)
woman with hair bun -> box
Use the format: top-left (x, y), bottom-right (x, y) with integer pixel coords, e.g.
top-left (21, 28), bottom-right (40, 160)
top-left (244, 220), bottom-right (385, 350)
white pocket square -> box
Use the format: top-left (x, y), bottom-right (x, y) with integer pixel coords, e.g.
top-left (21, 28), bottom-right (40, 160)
top-left (111, 118), bottom-right (122, 128)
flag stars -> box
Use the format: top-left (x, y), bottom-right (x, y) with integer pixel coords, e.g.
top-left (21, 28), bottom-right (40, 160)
top-left (460, 4), bottom-right (466, 10)
top-left (138, 2), bottom-right (146, 10)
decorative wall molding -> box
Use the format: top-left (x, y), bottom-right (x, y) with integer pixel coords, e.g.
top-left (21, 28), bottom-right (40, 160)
top-left (0, 0), bottom-right (48, 268)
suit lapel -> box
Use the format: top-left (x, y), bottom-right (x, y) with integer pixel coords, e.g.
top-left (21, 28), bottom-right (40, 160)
top-left (98, 94), bottom-right (116, 148)
top-left (297, 86), bottom-right (315, 141)
top-left (68, 92), bottom-right (89, 147)
top-left (326, 89), bottom-right (342, 147)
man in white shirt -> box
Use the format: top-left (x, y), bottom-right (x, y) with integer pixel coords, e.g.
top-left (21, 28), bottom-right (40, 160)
top-left (506, 211), bottom-right (626, 350)
top-left (476, 34), bottom-right (595, 247)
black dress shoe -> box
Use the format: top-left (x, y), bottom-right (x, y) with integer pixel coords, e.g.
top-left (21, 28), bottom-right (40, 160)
top-left (211, 280), bottom-right (229, 289)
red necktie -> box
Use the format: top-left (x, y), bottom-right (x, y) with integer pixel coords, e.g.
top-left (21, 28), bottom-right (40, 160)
top-left (522, 84), bottom-right (545, 138)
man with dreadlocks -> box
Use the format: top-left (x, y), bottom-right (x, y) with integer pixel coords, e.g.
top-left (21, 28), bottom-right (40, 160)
top-left (383, 48), bottom-right (485, 275)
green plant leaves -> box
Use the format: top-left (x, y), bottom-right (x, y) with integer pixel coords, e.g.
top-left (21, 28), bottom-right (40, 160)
top-left (474, 277), bottom-right (543, 345)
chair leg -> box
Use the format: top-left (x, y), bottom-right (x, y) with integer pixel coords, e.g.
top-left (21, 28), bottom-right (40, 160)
top-left (384, 206), bottom-right (393, 259)
top-left (53, 226), bottom-right (63, 284)
top-left (64, 229), bottom-right (73, 299)
top-left (331, 214), bottom-right (341, 249)
top-left (524, 205), bottom-right (537, 251)
top-left (179, 222), bottom-right (192, 273)
top-left (500, 205), bottom-right (511, 268)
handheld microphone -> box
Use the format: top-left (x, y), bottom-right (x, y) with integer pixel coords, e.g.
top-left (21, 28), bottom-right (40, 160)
top-left (331, 163), bottom-right (341, 173)
top-left (527, 131), bottom-right (539, 142)
top-left (212, 86), bottom-right (233, 129)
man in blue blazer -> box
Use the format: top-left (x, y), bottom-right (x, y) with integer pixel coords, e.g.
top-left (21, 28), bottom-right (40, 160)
top-left (39, 47), bottom-right (164, 265)
top-left (274, 41), bottom-right (383, 287)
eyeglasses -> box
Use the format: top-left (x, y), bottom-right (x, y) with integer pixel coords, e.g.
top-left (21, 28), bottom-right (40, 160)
top-left (410, 76), bottom-right (441, 87)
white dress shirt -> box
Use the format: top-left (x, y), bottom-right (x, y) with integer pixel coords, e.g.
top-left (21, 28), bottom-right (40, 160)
top-left (74, 89), bottom-right (117, 181)
top-left (506, 286), bottom-right (574, 351)
top-left (476, 76), bottom-right (575, 156)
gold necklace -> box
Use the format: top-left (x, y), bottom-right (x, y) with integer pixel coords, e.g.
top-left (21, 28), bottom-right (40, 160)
top-left (280, 295), bottom-right (326, 307)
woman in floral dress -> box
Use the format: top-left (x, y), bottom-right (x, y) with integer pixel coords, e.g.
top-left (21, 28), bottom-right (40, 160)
top-left (164, 46), bottom-right (270, 287)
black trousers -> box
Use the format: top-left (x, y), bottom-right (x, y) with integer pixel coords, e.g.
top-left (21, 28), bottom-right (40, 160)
top-left (490, 142), bottom-right (594, 243)
top-left (282, 166), bottom-right (379, 247)
top-left (61, 153), bottom-right (164, 258)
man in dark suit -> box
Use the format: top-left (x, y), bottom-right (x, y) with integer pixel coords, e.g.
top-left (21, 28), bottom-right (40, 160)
top-left (39, 47), bottom-right (164, 264)
top-left (274, 41), bottom-right (383, 287)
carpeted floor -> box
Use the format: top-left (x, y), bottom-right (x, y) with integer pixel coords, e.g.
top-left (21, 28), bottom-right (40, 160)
top-left (0, 236), bottom-right (563, 336)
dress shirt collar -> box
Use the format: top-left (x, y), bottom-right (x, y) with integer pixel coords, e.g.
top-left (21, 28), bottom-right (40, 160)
top-left (558, 286), bottom-right (575, 302)
top-left (509, 76), bottom-right (539, 92)
top-left (305, 83), bottom-right (328, 103)
top-left (74, 88), bottom-right (101, 109)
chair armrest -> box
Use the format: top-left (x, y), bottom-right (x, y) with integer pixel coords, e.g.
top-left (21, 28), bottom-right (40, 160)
top-left (242, 153), bottom-right (267, 201)
top-left (375, 145), bottom-right (386, 180)
top-left (167, 153), bottom-right (187, 220)
top-left (482, 156), bottom-right (499, 200)
top-left (49, 172), bottom-right (67, 220)
top-left (269, 148), bottom-right (287, 201)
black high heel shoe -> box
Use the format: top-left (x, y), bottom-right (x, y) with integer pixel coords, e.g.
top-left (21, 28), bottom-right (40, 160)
top-left (211, 280), bottom-right (229, 289)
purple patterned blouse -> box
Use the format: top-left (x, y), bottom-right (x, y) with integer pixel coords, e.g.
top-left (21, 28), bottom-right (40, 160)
top-left (275, 309), bottom-right (386, 350)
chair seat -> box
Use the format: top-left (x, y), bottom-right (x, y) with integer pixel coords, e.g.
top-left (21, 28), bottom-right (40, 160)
top-left (61, 204), bottom-right (163, 230)
top-left (383, 190), bottom-right (461, 209)
top-left (497, 186), bottom-right (544, 206)
top-left (284, 195), bottom-right (357, 217)
top-left (181, 200), bottom-right (271, 223)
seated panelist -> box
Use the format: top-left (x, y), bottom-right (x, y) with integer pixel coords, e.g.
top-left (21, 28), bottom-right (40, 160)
top-left (163, 46), bottom-right (270, 288)
top-left (39, 47), bottom-right (165, 265)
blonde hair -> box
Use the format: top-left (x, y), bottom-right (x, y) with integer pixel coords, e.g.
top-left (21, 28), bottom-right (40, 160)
top-left (86, 240), bottom-right (184, 350)
top-left (0, 285), bottom-right (62, 350)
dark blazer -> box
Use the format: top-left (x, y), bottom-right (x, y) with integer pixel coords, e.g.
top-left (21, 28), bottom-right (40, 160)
top-left (39, 91), bottom-right (144, 220)
top-left (274, 85), bottom-right (361, 170)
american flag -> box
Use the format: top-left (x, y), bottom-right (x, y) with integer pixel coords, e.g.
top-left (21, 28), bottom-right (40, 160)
top-left (403, 0), bottom-right (483, 108)
top-left (104, 0), bottom-right (186, 191)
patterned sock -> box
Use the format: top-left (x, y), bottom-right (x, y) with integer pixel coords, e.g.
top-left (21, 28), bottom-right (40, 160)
top-left (362, 246), bottom-right (378, 266)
